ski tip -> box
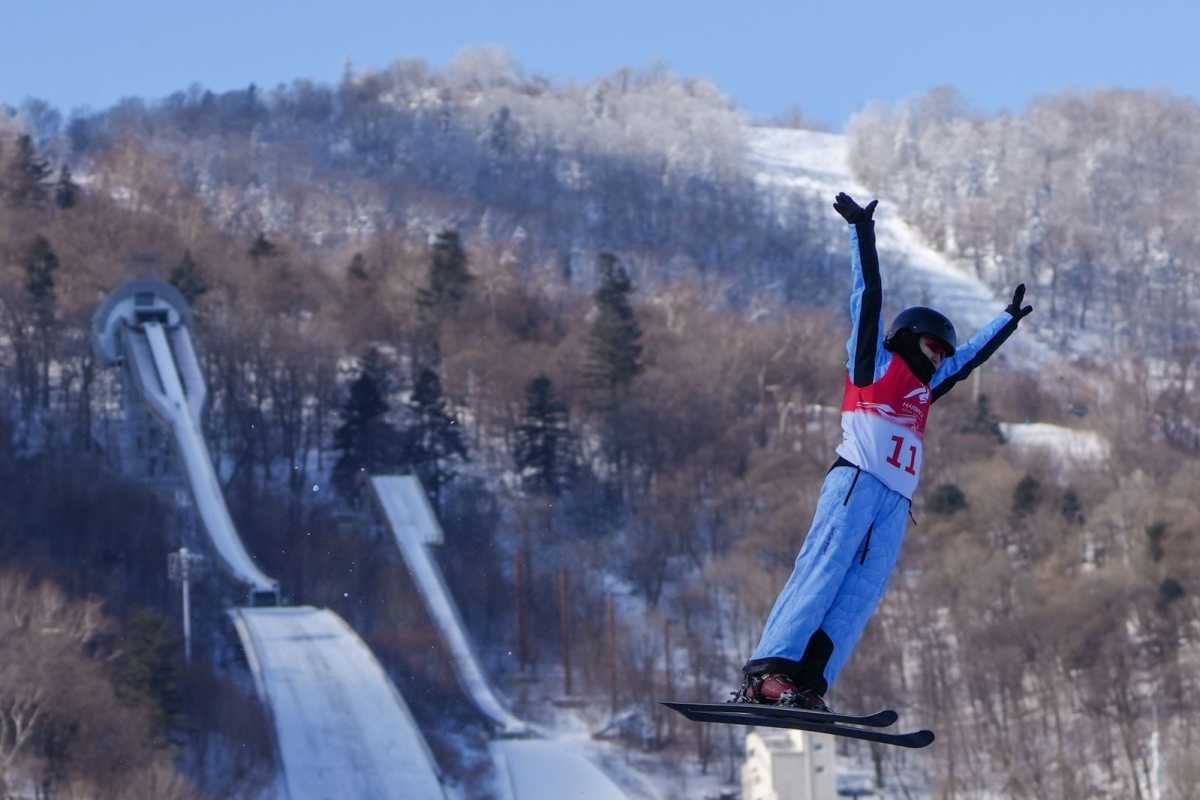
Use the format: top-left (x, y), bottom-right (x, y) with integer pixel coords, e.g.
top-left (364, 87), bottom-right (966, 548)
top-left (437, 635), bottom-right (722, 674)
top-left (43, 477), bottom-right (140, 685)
top-left (661, 700), bottom-right (704, 713)
top-left (911, 729), bottom-right (936, 748)
top-left (662, 701), bottom-right (710, 721)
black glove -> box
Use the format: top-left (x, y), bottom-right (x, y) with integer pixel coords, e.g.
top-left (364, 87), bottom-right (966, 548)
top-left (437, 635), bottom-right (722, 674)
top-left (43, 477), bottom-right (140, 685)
top-left (1006, 284), bottom-right (1033, 322)
top-left (833, 192), bottom-right (878, 225)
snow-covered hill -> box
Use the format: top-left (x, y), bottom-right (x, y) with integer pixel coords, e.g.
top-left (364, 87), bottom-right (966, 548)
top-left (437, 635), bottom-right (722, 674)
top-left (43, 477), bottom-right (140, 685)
top-left (746, 127), bottom-right (1050, 367)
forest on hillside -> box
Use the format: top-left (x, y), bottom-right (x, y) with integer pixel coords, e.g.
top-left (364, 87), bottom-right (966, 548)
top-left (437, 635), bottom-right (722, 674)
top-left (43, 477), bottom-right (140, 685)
top-left (2, 62), bottom-right (1200, 798)
top-left (848, 87), bottom-right (1200, 373)
top-left (19, 49), bottom-right (838, 307)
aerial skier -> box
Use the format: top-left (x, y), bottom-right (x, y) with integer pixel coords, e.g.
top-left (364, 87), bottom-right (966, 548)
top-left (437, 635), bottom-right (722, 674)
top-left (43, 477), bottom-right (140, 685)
top-left (727, 192), bottom-right (1035, 715)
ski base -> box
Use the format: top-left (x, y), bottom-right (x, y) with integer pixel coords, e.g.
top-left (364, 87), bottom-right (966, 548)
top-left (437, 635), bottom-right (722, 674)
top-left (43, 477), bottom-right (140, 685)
top-left (662, 701), bottom-right (897, 729)
top-left (663, 703), bottom-right (934, 749)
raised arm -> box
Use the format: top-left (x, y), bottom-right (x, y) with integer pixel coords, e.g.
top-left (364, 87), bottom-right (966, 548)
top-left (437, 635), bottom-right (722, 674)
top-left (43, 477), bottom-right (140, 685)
top-left (931, 284), bottom-right (1034, 402)
top-left (835, 193), bottom-right (887, 388)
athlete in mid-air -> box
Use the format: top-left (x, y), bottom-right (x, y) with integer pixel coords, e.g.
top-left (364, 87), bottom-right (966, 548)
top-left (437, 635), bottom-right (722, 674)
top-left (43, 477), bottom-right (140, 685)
top-left (734, 192), bottom-right (1034, 711)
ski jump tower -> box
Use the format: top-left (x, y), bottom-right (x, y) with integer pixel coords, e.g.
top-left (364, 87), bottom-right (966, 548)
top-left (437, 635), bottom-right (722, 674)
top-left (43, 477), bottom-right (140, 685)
top-left (92, 279), bottom-right (280, 605)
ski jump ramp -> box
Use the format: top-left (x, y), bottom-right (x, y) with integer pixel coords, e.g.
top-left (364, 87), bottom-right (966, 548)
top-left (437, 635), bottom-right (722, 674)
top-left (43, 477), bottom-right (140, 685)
top-left (232, 606), bottom-right (446, 800)
top-left (93, 280), bottom-right (279, 604)
top-left (94, 281), bottom-right (446, 800)
top-left (370, 476), bottom-right (631, 799)
top-left (370, 475), bottom-right (529, 737)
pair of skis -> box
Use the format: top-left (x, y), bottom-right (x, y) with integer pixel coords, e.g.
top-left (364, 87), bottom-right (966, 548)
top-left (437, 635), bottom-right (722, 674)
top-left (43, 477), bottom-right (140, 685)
top-left (662, 701), bottom-right (934, 749)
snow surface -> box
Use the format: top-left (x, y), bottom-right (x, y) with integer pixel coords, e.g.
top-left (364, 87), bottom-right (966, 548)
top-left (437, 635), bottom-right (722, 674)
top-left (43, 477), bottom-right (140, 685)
top-left (491, 739), bottom-right (628, 800)
top-left (999, 421), bottom-right (1110, 468)
top-left (747, 127), bottom-right (1049, 367)
top-left (231, 606), bottom-right (447, 800)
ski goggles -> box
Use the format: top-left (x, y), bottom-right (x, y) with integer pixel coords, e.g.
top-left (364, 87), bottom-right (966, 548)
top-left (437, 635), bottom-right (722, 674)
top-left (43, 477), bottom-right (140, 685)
top-left (919, 336), bottom-right (952, 358)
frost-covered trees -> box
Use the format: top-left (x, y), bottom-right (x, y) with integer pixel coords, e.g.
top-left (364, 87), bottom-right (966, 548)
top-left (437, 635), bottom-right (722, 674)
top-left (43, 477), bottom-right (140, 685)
top-left (847, 88), bottom-right (1200, 359)
top-left (71, 48), bottom-right (827, 306)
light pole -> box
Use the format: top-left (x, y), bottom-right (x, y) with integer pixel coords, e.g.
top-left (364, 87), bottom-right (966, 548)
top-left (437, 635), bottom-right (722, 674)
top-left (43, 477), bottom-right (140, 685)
top-left (167, 547), bottom-right (208, 663)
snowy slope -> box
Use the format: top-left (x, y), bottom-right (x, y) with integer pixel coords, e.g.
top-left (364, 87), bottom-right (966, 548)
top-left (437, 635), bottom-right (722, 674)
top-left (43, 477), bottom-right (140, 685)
top-left (747, 127), bottom-right (1048, 366)
top-left (231, 607), bottom-right (446, 800)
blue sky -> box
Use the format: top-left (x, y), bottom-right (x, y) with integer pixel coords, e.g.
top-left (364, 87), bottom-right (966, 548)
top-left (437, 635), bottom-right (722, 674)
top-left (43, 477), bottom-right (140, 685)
top-left (2, 1), bottom-right (1196, 129)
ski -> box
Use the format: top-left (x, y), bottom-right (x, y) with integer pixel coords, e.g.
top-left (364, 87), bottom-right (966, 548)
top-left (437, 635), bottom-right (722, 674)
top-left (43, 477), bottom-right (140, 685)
top-left (661, 701), bottom-right (897, 729)
top-left (664, 706), bottom-right (934, 749)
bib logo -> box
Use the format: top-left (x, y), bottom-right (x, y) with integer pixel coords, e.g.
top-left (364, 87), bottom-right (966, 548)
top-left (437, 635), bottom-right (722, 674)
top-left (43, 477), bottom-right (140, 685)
top-left (903, 387), bottom-right (931, 405)
top-left (900, 386), bottom-right (931, 419)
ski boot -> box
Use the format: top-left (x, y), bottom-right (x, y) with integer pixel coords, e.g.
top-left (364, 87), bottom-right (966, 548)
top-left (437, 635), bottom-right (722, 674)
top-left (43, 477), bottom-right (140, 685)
top-left (730, 673), bottom-right (830, 712)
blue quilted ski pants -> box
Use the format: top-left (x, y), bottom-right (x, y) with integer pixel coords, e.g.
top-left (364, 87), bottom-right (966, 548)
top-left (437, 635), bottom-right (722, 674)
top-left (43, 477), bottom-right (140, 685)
top-left (747, 465), bottom-right (910, 694)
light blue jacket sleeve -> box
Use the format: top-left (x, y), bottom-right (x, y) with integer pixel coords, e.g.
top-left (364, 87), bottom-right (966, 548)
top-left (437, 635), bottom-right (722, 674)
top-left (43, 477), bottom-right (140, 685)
top-left (930, 311), bottom-right (1018, 402)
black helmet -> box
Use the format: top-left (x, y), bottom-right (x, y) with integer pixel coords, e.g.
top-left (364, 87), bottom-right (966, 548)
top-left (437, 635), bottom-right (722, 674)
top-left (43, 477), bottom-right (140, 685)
top-left (884, 306), bottom-right (957, 356)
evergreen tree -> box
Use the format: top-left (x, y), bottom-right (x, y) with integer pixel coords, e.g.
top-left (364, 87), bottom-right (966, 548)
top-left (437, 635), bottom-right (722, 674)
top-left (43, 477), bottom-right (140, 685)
top-left (169, 250), bottom-right (208, 305)
top-left (585, 253), bottom-right (643, 400)
top-left (1146, 522), bottom-right (1168, 564)
top-left (24, 235), bottom-right (59, 309)
top-left (1060, 487), bottom-right (1085, 525)
top-left (332, 349), bottom-right (401, 500)
top-left (417, 229), bottom-right (473, 320)
top-left (486, 105), bottom-right (516, 156)
top-left (1012, 473), bottom-right (1043, 517)
top-left (248, 231), bottom-right (278, 263)
top-left (513, 374), bottom-right (577, 497)
top-left (1158, 577), bottom-right (1185, 610)
top-left (112, 609), bottom-right (184, 736)
top-left (927, 482), bottom-right (968, 515)
top-left (23, 235), bottom-right (60, 409)
top-left (347, 252), bottom-right (369, 282)
top-left (398, 365), bottom-right (468, 508)
top-left (4, 134), bottom-right (51, 208)
top-left (53, 164), bottom-right (80, 209)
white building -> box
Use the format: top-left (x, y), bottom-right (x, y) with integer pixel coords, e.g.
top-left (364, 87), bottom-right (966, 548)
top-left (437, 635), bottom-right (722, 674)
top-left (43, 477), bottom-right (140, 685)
top-left (742, 728), bottom-right (838, 800)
